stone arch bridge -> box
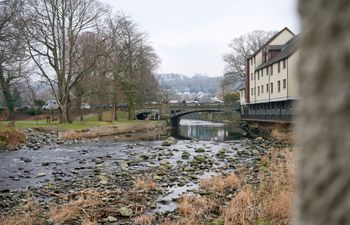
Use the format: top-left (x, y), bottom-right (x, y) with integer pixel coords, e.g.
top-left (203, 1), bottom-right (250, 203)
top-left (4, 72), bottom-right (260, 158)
top-left (135, 103), bottom-right (240, 126)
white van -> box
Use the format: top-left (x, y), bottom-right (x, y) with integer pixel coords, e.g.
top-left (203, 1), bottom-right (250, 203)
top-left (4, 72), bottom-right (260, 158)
top-left (42, 100), bottom-right (59, 110)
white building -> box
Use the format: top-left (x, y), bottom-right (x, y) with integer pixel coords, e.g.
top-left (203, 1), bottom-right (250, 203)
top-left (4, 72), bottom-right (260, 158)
top-left (241, 27), bottom-right (299, 122)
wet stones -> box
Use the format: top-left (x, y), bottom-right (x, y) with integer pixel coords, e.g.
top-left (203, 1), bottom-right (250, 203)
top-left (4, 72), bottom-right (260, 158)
top-left (118, 206), bottom-right (133, 217)
top-left (20, 157), bottom-right (32, 163)
top-left (216, 148), bottom-right (226, 158)
top-left (36, 173), bottom-right (46, 178)
top-left (181, 151), bottom-right (191, 159)
top-left (161, 137), bottom-right (177, 146)
top-left (195, 147), bottom-right (205, 153)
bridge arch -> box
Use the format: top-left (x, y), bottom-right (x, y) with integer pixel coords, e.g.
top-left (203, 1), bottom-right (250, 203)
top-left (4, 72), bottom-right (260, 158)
top-left (169, 109), bottom-right (223, 127)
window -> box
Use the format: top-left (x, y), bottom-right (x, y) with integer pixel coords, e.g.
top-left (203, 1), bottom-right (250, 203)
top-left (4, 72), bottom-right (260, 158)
top-left (266, 67), bottom-right (269, 75)
top-left (251, 88), bottom-right (253, 95)
top-left (257, 71), bottom-right (259, 80)
top-left (278, 80), bottom-right (281, 92)
top-left (258, 86), bottom-right (260, 96)
top-left (251, 59), bottom-right (253, 66)
top-left (266, 83), bottom-right (269, 92)
top-left (251, 73), bottom-right (253, 80)
top-left (261, 85), bottom-right (264, 93)
top-left (271, 82), bottom-right (273, 93)
top-left (283, 79), bottom-right (286, 89)
top-left (278, 61), bottom-right (281, 73)
top-left (254, 56), bottom-right (256, 65)
top-left (283, 59), bottom-right (286, 69)
top-left (254, 73), bottom-right (256, 80)
top-left (271, 65), bottom-right (273, 75)
top-left (261, 70), bottom-right (263, 77)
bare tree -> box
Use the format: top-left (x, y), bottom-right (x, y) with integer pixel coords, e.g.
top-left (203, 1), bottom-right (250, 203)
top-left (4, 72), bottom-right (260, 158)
top-left (109, 16), bottom-right (160, 120)
top-left (22, 0), bottom-right (107, 123)
top-left (223, 31), bottom-right (276, 79)
top-left (0, 0), bottom-right (27, 118)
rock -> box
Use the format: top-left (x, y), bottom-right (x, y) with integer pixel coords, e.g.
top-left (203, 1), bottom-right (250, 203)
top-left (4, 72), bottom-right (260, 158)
top-left (118, 161), bottom-right (129, 169)
top-left (252, 149), bottom-right (260, 155)
top-left (45, 219), bottom-right (54, 225)
top-left (140, 154), bottom-right (149, 160)
top-left (118, 207), bottom-right (133, 217)
top-left (161, 137), bottom-right (177, 146)
top-left (153, 175), bottom-right (162, 181)
top-left (36, 173), bottom-right (46, 177)
top-left (237, 149), bottom-right (245, 155)
top-left (193, 156), bottom-right (207, 164)
top-left (181, 151), bottom-right (191, 159)
top-left (195, 147), bottom-right (205, 153)
top-left (20, 157), bottom-right (32, 163)
top-left (216, 148), bottom-right (226, 158)
top-left (166, 137), bottom-right (177, 144)
top-left (159, 160), bottom-right (172, 170)
top-left (106, 216), bottom-right (118, 222)
top-left (161, 140), bottom-right (172, 146)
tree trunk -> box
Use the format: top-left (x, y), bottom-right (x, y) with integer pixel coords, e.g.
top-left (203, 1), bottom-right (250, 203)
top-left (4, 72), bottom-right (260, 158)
top-left (296, 0), bottom-right (350, 224)
top-left (60, 105), bottom-right (69, 124)
top-left (128, 102), bottom-right (134, 120)
top-left (0, 65), bottom-right (15, 119)
top-left (59, 94), bottom-right (71, 123)
top-left (112, 92), bottom-right (118, 121)
top-left (98, 94), bottom-right (103, 121)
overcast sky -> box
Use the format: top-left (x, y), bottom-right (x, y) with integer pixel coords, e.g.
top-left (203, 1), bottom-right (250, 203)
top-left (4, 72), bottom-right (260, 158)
top-left (99, 0), bottom-right (300, 76)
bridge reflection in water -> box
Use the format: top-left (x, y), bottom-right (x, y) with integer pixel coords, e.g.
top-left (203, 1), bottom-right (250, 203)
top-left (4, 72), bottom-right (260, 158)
top-left (170, 119), bottom-right (243, 141)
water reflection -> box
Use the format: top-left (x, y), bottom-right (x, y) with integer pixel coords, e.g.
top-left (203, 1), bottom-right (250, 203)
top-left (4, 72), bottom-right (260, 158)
top-left (170, 119), bottom-right (242, 141)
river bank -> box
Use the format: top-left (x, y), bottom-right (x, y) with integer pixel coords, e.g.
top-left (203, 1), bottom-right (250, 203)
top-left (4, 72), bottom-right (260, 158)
top-left (0, 121), bottom-right (167, 151)
top-left (0, 125), bottom-right (292, 225)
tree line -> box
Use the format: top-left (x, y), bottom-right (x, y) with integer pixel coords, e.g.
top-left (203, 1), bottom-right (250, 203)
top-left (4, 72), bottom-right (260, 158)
top-left (0, 0), bottom-right (160, 122)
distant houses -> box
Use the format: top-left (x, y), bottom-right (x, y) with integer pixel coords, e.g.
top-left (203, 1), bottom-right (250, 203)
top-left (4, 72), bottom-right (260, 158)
top-left (240, 27), bottom-right (299, 122)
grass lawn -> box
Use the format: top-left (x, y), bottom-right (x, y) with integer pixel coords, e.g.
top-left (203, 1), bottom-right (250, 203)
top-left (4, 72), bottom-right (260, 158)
top-left (0, 111), bottom-right (148, 130)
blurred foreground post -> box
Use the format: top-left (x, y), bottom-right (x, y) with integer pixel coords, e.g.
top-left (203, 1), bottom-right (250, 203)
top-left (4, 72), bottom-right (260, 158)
top-left (297, 0), bottom-right (350, 224)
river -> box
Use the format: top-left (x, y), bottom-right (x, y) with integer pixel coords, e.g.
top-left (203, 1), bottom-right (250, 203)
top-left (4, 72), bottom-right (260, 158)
top-left (0, 119), bottom-right (256, 222)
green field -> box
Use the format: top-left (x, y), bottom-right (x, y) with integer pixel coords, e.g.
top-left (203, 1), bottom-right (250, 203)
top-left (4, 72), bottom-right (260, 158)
top-left (0, 111), bottom-right (146, 130)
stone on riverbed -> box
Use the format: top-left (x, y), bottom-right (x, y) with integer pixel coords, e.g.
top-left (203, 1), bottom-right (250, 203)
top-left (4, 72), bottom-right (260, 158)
top-left (161, 137), bottom-right (177, 146)
top-left (118, 207), bottom-right (133, 217)
top-left (181, 151), bottom-right (191, 159)
top-left (216, 148), bottom-right (226, 158)
top-left (195, 147), bottom-right (205, 153)
top-left (36, 172), bottom-right (46, 177)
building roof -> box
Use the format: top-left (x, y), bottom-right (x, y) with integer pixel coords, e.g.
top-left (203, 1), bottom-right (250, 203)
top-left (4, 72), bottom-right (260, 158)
top-left (247, 27), bottom-right (295, 60)
top-left (255, 35), bottom-right (299, 70)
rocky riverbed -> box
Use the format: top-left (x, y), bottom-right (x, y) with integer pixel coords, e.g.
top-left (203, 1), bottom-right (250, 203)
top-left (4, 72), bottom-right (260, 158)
top-left (0, 132), bottom-right (290, 224)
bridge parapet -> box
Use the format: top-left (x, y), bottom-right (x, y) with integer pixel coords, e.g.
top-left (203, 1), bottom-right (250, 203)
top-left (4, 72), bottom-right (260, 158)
top-left (135, 102), bottom-right (240, 121)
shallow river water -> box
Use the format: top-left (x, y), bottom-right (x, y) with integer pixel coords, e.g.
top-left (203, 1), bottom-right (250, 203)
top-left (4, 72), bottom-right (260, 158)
top-left (0, 119), bottom-right (246, 217)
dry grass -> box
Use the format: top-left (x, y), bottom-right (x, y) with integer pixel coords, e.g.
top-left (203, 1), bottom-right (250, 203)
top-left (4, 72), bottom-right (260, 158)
top-left (134, 214), bottom-right (155, 225)
top-left (255, 148), bottom-right (295, 225)
top-left (0, 128), bottom-right (26, 149)
top-left (223, 185), bottom-right (254, 225)
top-left (49, 189), bottom-right (102, 224)
top-left (271, 129), bottom-right (292, 142)
top-left (223, 148), bottom-right (295, 225)
top-left (200, 173), bottom-right (241, 193)
top-left (162, 195), bottom-right (217, 225)
top-left (134, 177), bottom-right (157, 191)
top-left (0, 197), bottom-right (46, 225)
top-left (163, 147), bottom-right (295, 225)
